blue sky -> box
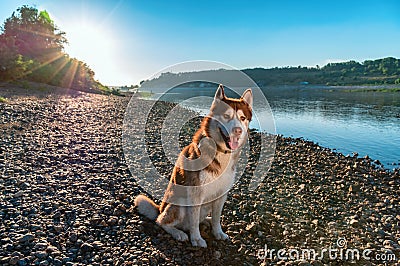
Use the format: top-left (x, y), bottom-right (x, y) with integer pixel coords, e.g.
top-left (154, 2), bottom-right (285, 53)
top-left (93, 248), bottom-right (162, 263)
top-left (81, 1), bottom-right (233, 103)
top-left (1, 0), bottom-right (399, 85)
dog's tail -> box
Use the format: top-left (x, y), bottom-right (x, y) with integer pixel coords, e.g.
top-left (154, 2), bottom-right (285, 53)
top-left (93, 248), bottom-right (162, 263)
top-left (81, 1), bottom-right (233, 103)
top-left (134, 195), bottom-right (160, 220)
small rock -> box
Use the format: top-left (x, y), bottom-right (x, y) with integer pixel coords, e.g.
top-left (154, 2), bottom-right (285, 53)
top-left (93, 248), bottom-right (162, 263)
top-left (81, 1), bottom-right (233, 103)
top-left (0, 257), bottom-right (10, 265)
top-left (11, 251), bottom-right (22, 258)
top-left (53, 258), bottom-right (62, 266)
top-left (349, 184), bottom-right (360, 193)
top-left (34, 242), bottom-right (48, 250)
top-left (53, 225), bottom-right (63, 232)
top-left (310, 260), bottom-right (324, 266)
top-left (100, 220), bottom-right (108, 227)
top-left (14, 191), bottom-right (24, 198)
top-left (92, 241), bottom-right (104, 249)
top-left (245, 222), bottom-right (256, 231)
top-left (46, 245), bottom-right (59, 254)
top-left (80, 243), bottom-right (93, 253)
top-left (69, 232), bottom-right (77, 242)
top-left (18, 233), bottom-right (35, 243)
top-left (311, 219), bottom-right (319, 226)
top-left (35, 251), bottom-right (48, 260)
top-left (9, 256), bottom-right (19, 265)
top-left (366, 242), bottom-right (378, 249)
top-left (107, 216), bottom-right (118, 226)
top-left (376, 229), bottom-right (386, 236)
top-left (17, 259), bottom-right (27, 266)
top-left (39, 260), bottom-right (49, 266)
top-left (383, 239), bottom-right (400, 250)
top-left (31, 224), bottom-right (42, 231)
top-left (52, 212), bottom-right (61, 219)
top-left (349, 219), bottom-right (359, 227)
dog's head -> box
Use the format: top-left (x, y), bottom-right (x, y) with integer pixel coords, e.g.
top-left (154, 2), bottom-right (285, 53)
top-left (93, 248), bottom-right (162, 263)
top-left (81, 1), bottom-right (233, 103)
top-left (207, 85), bottom-right (253, 152)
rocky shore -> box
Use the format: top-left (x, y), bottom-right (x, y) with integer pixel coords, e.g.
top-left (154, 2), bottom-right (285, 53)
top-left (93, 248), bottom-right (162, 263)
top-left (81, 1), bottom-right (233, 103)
top-left (0, 88), bottom-right (399, 265)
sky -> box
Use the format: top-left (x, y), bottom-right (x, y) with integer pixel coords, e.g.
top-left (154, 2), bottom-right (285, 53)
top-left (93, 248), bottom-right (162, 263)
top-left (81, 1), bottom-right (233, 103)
top-left (1, 0), bottom-right (399, 86)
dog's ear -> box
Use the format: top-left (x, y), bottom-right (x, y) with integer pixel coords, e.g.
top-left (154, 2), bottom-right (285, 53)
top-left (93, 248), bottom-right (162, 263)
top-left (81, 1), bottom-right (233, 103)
top-left (214, 84), bottom-right (225, 100)
top-left (241, 89), bottom-right (253, 107)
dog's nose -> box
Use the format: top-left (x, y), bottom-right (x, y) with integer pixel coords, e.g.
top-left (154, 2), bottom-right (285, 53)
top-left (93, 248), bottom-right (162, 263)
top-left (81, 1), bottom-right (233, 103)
top-left (233, 127), bottom-right (242, 136)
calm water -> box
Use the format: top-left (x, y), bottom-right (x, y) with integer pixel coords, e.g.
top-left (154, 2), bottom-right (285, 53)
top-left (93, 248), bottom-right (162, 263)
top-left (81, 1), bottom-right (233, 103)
top-left (148, 86), bottom-right (400, 169)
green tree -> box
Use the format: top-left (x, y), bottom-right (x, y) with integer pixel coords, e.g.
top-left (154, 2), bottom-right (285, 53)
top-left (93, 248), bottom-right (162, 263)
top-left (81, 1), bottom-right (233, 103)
top-left (2, 5), bottom-right (67, 58)
top-left (0, 34), bottom-right (33, 80)
top-left (0, 5), bottom-right (107, 93)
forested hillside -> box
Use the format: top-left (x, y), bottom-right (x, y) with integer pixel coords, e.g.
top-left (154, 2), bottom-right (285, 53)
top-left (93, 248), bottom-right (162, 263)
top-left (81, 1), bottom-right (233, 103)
top-left (244, 57), bottom-right (400, 86)
top-left (142, 57), bottom-right (400, 88)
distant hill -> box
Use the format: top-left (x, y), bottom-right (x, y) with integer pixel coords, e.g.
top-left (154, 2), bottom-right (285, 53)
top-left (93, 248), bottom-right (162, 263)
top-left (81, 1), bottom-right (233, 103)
top-left (141, 57), bottom-right (400, 89)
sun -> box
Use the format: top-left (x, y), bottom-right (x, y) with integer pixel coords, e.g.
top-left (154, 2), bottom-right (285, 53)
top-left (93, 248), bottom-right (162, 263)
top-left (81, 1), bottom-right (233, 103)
top-left (64, 21), bottom-right (114, 62)
top-left (58, 20), bottom-right (117, 84)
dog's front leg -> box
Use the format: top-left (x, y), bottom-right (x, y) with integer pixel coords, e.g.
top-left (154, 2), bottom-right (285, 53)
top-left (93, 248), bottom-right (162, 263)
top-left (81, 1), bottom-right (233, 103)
top-left (188, 205), bottom-right (207, 247)
top-left (211, 194), bottom-right (229, 240)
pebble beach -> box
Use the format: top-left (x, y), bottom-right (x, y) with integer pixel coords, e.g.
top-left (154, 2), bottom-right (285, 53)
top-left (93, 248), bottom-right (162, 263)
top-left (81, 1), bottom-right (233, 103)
top-left (0, 85), bottom-right (399, 265)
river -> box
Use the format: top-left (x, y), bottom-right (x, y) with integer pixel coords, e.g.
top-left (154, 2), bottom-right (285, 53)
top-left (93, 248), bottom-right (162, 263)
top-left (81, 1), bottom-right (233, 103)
top-left (146, 85), bottom-right (400, 169)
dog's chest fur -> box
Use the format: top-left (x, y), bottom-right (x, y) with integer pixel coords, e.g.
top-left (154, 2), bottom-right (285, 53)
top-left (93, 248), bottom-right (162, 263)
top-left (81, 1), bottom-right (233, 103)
top-left (182, 152), bottom-right (237, 230)
top-left (198, 152), bottom-right (237, 202)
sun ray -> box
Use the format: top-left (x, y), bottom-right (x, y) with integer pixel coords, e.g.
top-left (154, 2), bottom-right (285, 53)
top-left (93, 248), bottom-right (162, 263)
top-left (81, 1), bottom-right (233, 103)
top-left (47, 56), bottom-right (70, 83)
top-left (97, 0), bottom-right (124, 28)
top-left (19, 27), bottom-right (64, 40)
top-left (61, 59), bottom-right (79, 89)
top-left (21, 52), bottom-right (65, 77)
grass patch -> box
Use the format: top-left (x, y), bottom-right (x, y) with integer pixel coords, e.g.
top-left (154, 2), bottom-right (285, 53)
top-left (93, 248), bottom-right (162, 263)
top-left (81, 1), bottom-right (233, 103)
top-left (18, 80), bottom-right (31, 90)
top-left (38, 86), bottom-right (50, 92)
top-left (0, 97), bottom-right (7, 103)
top-left (139, 91), bottom-right (154, 98)
top-left (343, 88), bottom-right (400, 93)
top-left (96, 83), bottom-right (122, 96)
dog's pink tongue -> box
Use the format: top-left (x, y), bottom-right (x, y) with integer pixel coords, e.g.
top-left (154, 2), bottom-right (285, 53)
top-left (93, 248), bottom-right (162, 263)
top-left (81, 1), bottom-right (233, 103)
top-left (229, 136), bottom-right (239, 150)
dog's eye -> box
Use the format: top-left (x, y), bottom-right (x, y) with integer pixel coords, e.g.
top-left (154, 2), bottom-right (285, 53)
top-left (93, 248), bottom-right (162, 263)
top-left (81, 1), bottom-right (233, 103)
top-left (240, 116), bottom-right (246, 121)
top-left (223, 114), bottom-right (230, 119)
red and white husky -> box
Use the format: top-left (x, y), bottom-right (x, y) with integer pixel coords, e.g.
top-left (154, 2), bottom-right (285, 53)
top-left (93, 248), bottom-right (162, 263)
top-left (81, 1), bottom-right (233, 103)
top-left (135, 85), bottom-right (253, 247)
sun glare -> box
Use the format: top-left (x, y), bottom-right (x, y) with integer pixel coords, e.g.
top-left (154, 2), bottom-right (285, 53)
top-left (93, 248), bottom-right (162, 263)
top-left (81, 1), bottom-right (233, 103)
top-left (62, 21), bottom-right (116, 83)
top-left (66, 22), bottom-right (114, 60)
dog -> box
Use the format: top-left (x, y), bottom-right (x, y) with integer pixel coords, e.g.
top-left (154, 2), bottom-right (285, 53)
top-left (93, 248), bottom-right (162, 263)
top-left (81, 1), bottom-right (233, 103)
top-left (134, 84), bottom-right (253, 247)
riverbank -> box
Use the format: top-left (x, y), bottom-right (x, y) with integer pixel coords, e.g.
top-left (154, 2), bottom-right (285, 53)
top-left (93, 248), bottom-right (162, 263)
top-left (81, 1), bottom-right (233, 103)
top-left (0, 90), bottom-right (399, 265)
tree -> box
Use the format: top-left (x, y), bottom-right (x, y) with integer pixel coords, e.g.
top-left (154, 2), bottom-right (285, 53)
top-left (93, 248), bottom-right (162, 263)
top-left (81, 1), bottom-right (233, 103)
top-left (0, 5), bottom-right (107, 93)
top-left (2, 5), bottom-right (67, 58)
top-left (0, 31), bottom-right (33, 80)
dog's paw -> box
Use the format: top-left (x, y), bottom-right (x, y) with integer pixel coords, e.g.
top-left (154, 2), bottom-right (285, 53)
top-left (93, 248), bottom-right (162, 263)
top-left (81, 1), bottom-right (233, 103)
top-left (213, 230), bottom-right (229, 240)
top-left (191, 237), bottom-right (207, 248)
top-left (172, 230), bottom-right (189, 242)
